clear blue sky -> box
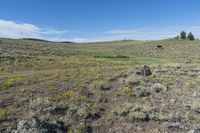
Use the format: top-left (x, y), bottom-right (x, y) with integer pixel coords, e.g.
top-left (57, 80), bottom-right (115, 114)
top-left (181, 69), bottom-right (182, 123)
top-left (0, 0), bottom-right (200, 42)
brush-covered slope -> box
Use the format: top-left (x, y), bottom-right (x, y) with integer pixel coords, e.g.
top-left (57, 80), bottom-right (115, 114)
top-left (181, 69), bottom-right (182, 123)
top-left (1, 38), bottom-right (200, 132)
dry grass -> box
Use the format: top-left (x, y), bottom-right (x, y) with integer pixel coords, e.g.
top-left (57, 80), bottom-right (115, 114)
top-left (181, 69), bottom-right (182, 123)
top-left (1, 38), bottom-right (200, 132)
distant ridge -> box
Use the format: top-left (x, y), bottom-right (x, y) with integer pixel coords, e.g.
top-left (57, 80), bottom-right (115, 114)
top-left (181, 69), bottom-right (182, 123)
top-left (21, 38), bottom-right (74, 43)
top-left (21, 38), bottom-right (50, 42)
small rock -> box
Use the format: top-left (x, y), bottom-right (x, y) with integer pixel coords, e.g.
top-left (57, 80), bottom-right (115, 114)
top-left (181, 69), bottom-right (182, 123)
top-left (170, 99), bottom-right (175, 104)
top-left (136, 66), bottom-right (152, 77)
top-left (15, 116), bottom-right (50, 133)
top-left (101, 84), bottom-right (112, 91)
top-left (15, 116), bottom-right (68, 133)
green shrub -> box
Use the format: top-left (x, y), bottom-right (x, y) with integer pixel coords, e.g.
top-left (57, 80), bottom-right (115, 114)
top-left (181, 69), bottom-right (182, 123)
top-left (135, 86), bottom-right (150, 97)
top-left (180, 31), bottom-right (187, 40)
top-left (114, 103), bottom-right (182, 123)
top-left (191, 99), bottom-right (200, 113)
top-left (29, 97), bottom-right (56, 115)
top-left (151, 83), bottom-right (167, 93)
top-left (187, 32), bottom-right (195, 41)
top-left (68, 102), bottom-right (104, 121)
top-left (0, 108), bottom-right (7, 120)
top-left (121, 87), bottom-right (134, 96)
top-left (94, 55), bottom-right (129, 59)
top-left (115, 102), bottom-right (134, 116)
top-left (89, 80), bottom-right (111, 91)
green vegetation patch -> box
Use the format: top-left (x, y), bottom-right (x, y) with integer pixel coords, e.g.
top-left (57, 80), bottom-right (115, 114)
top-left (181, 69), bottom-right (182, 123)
top-left (94, 55), bottom-right (129, 59)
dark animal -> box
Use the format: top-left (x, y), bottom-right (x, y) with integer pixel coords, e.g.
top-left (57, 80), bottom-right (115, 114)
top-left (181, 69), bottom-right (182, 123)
top-left (136, 66), bottom-right (152, 77)
top-left (156, 45), bottom-right (164, 50)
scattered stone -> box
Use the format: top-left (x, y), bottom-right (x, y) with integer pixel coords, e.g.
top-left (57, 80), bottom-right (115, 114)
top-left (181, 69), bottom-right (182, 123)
top-left (100, 83), bottom-right (112, 91)
top-left (15, 116), bottom-right (50, 133)
top-left (15, 116), bottom-right (68, 133)
top-left (136, 66), bottom-right (152, 77)
top-left (170, 99), bottom-right (175, 104)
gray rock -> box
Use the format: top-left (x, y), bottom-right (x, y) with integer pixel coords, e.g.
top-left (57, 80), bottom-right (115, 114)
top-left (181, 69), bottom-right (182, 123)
top-left (15, 116), bottom-right (50, 133)
top-left (100, 84), bottom-right (111, 91)
top-left (15, 117), bottom-right (68, 133)
top-left (136, 66), bottom-right (152, 77)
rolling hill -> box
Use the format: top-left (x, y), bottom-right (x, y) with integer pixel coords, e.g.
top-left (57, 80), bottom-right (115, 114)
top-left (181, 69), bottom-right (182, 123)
top-left (1, 38), bottom-right (200, 132)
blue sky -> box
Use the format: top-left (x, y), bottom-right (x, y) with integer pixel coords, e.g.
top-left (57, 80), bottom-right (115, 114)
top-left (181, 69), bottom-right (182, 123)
top-left (0, 0), bottom-right (200, 42)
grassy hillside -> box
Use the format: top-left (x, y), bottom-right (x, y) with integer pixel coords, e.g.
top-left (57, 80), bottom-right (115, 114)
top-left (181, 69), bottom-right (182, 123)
top-left (1, 38), bottom-right (200, 132)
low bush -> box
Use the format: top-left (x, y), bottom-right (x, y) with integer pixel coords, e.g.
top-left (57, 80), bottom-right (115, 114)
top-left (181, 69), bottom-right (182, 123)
top-left (135, 86), bottom-right (150, 97)
top-left (90, 80), bottom-right (111, 91)
top-left (0, 108), bottom-right (7, 121)
top-left (151, 83), bottom-right (167, 93)
top-left (29, 97), bottom-right (56, 115)
top-left (191, 99), bottom-right (200, 113)
top-left (121, 87), bottom-right (134, 96)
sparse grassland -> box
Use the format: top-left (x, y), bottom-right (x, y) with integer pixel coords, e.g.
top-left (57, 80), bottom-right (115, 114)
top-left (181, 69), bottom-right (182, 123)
top-left (1, 38), bottom-right (200, 132)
